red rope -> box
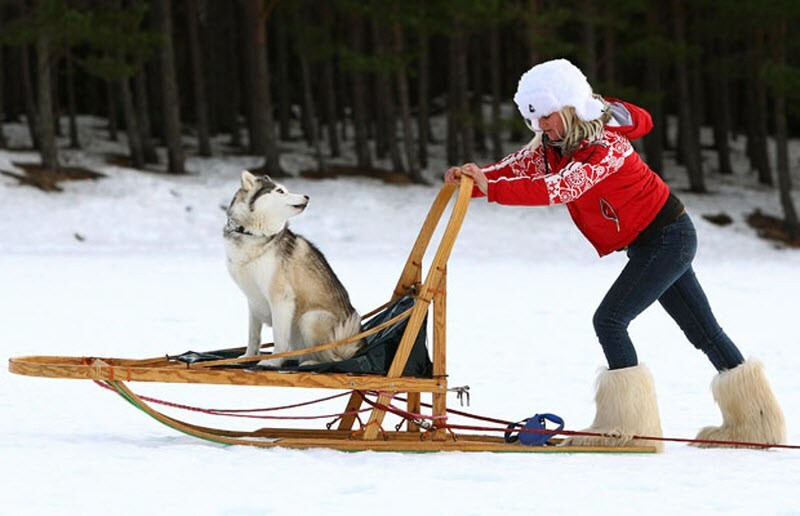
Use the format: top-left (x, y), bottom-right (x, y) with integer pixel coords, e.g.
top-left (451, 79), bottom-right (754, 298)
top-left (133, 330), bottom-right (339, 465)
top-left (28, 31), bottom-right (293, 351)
top-left (359, 391), bottom-right (800, 450)
top-left (443, 423), bottom-right (800, 450)
top-left (356, 391), bottom-right (446, 427)
top-left (91, 381), bottom-right (799, 450)
top-left (91, 380), bottom-right (369, 421)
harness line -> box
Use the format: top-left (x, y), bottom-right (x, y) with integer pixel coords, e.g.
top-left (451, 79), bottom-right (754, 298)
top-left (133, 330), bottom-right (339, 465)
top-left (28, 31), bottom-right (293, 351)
top-left (89, 380), bottom-right (800, 450)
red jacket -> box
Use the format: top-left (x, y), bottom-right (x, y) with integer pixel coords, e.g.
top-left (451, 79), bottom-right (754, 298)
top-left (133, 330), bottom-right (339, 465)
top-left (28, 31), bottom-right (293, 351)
top-left (477, 99), bottom-right (669, 256)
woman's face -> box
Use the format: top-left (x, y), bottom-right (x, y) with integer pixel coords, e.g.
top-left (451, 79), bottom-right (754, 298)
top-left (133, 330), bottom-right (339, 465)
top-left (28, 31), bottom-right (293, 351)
top-left (538, 112), bottom-right (565, 140)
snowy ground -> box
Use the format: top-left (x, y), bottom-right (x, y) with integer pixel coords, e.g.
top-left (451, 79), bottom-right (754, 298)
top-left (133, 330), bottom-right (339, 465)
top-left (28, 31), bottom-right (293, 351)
top-left (2, 118), bottom-right (800, 515)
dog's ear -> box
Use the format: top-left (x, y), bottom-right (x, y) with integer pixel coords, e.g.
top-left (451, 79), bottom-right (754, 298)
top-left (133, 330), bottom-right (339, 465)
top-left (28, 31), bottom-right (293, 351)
top-left (240, 170), bottom-right (258, 191)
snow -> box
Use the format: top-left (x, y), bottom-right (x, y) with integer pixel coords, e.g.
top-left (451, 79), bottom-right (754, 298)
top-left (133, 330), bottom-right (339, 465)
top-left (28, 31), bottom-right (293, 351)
top-left (2, 117), bottom-right (800, 515)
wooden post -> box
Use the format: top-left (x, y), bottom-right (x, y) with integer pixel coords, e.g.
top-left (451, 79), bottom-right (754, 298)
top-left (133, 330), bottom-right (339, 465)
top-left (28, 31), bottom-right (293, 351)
top-left (406, 392), bottom-right (421, 432)
top-left (431, 270), bottom-right (447, 440)
top-left (361, 177), bottom-right (472, 440)
top-left (337, 391), bottom-right (364, 431)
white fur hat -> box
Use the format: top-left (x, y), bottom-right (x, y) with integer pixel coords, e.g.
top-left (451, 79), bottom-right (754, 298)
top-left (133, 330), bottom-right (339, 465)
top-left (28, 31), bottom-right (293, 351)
top-left (513, 58), bottom-right (605, 131)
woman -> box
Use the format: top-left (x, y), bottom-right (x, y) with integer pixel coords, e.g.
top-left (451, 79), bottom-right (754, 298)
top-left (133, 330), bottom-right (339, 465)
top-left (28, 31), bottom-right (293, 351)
top-left (446, 58), bottom-right (785, 451)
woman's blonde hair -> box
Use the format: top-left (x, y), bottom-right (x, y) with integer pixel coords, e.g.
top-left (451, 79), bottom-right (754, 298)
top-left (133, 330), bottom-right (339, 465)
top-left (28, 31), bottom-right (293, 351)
top-left (529, 94), bottom-right (611, 155)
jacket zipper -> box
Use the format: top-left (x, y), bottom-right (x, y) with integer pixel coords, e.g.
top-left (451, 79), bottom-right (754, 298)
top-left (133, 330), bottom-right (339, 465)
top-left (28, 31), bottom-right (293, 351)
top-left (599, 197), bottom-right (621, 232)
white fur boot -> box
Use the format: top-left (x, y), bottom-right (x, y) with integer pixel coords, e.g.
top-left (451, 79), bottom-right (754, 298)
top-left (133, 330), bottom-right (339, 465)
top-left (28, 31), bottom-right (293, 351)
top-left (561, 364), bottom-right (664, 452)
top-left (693, 359), bottom-right (786, 448)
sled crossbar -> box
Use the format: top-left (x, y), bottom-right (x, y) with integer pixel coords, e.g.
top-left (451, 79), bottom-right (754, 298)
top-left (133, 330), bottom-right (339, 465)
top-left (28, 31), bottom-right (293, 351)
top-left (7, 176), bottom-right (656, 453)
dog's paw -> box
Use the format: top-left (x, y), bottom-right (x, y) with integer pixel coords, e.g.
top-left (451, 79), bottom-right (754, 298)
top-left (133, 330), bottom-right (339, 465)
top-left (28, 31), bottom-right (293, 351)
top-left (256, 357), bottom-right (283, 368)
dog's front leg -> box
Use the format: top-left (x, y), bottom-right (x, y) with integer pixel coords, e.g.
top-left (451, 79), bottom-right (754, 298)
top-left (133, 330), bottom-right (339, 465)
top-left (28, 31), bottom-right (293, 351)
top-left (244, 309), bottom-right (262, 357)
top-left (257, 301), bottom-right (294, 368)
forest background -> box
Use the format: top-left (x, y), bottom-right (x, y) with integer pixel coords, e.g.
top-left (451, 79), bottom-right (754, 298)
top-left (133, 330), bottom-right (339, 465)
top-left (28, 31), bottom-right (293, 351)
top-left (0, 0), bottom-right (799, 236)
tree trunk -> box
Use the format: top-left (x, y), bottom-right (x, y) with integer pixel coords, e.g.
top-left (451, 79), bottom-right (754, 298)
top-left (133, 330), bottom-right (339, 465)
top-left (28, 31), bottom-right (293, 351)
top-left (153, 0), bottom-right (185, 174)
top-left (743, 35), bottom-right (771, 185)
top-left (507, 23), bottom-right (525, 143)
top-left (274, 8), bottom-right (291, 141)
top-left (454, 29), bottom-right (473, 162)
top-left (489, 26), bottom-right (503, 162)
top-left (753, 30), bottom-right (772, 186)
top-left (207, 1), bottom-right (240, 145)
top-left (65, 51), bottom-right (80, 149)
top-left (470, 37), bottom-right (486, 154)
top-left (239, 2), bottom-right (259, 153)
top-left (322, 57), bottom-right (340, 158)
top-left (689, 10), bottom-right (705, 136)
top-left (771, 21), bottom-right (798, 237)
top-left (297, 36), bottom-right (314, 147)
top-left (672, 0), bottom-right (705, 193)
top-left (710, 48), bottom-right (733, 175)
top-left (446, 33), bottom-right (459, 164)
top-left (242, 0), bottom-right (281, 174)
top-left (582, 0), bottom-right (598, 84)
top-left (134, 69), bottom-right (159, 163)
top-left (642, 6), bottom-right (665, 175)
top-left (36, 30), bottom-right (58, 170)
top-left (105, 81), bottom-right (118, 141)
top-left (320, 4), bottom-right (339, 158)
top-left (349, 13), bottom-right (371, 170)
top-left (0, 46), bottom-right (7, 148)
top-left (20, 46), bottom-right (40, 150)
top-left (145, 61), bottom-right (162, 139)
top-left (292, 15), bottom-right (325, 174)
top-left (371, 18), bottom-right (403, 172)
top-left (525, 0), bottom-right (542, 66)
top-left (336, 60), bottom-right (349, 143)
top-left (393, 21), bottom-right (423, 183)
top-left (186, 0), bottom-right (212, 156)
top-left (51, 55), bottom-right (61, 138)
top-left (120, 77), bottom-right (144, 169)
top-left (416, 25), bottom-right (430, 167)
top-left (370, 19), bottom-right (388, 160)
top-left (603, 19), bottom-right (615, 86)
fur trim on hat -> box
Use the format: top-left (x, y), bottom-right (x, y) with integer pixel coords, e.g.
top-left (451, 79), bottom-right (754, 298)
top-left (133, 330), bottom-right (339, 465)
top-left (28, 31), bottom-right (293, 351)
top-left (513, 58), bottom-right (605, 131)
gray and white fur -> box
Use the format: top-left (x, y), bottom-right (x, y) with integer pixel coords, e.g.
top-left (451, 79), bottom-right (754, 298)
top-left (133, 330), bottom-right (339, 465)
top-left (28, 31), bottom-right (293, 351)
top-left (224, 171), bottom-right (363, 366)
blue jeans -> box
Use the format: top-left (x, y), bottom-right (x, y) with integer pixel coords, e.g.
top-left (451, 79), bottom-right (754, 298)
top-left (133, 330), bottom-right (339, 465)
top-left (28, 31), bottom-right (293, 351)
top-left (593, 213), bottom-right (745, 372)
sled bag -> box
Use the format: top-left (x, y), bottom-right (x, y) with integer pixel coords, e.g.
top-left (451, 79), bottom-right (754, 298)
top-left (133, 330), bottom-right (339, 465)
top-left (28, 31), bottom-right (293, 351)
top-left (174, 295), bottom-right (432, 378)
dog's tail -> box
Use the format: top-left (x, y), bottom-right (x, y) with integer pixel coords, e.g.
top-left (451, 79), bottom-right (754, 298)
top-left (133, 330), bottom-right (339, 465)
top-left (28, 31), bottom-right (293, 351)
top-left (326, 311), bottom-right (364, 361)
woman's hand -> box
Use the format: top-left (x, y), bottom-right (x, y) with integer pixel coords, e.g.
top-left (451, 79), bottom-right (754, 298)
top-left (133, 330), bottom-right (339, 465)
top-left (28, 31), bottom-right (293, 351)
top-left (459, 163), bottom-right (488, 194)
top-left (444, 166), bottom-right (462, 184)
top-left (443, 163), bottom-right (488, 194)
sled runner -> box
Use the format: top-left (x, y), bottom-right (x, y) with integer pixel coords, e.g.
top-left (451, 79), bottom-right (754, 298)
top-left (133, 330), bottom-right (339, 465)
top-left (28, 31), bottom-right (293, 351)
top-left (8, 176), bottom-right (656, 453)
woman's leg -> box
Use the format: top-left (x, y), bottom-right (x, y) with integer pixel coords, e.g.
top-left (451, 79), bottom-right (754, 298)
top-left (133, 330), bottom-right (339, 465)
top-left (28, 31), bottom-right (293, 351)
top-left (593, 215), bottom-right (694, 370)
top-left (648, 215), bottom-right (784, 447)
top-left (569, 215), bottom-right (693, 450)
top-left (658, 266), bottom-right (745, 371)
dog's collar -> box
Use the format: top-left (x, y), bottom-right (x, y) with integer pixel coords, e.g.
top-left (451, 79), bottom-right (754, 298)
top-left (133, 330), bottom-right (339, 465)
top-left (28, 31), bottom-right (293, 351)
top-left (230, 224), bottom-right (257, 237)
top-left (225, 220), bottom-right (283, 242)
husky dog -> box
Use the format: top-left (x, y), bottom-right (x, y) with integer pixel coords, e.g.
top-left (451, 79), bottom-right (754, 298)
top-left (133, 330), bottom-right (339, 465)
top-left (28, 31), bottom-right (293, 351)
top-left (224, 171), bottom-right (363, 367)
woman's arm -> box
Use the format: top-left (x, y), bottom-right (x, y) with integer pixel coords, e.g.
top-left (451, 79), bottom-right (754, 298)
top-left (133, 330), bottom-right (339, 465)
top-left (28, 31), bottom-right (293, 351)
top-left (486, 132), bottom-right (633, 206)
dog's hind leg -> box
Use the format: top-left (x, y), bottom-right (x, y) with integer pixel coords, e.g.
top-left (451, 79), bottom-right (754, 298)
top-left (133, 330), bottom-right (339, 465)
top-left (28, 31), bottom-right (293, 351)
top-left (297, 310), bottom-right (362, 364)
top-left (295, 310), bottom-right (338, 364)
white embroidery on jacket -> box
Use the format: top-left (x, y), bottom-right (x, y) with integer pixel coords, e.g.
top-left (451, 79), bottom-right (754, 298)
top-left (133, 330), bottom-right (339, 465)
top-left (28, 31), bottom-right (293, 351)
top-left (482, 146), bottom-right (546, 180)
top-left (482, 131), bottom-right (633, 204)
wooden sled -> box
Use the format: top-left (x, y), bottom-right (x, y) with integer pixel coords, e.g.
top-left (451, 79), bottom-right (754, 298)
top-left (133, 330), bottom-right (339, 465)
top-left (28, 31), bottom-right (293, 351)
top-left (8, 176), bottom-right (655, 453)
